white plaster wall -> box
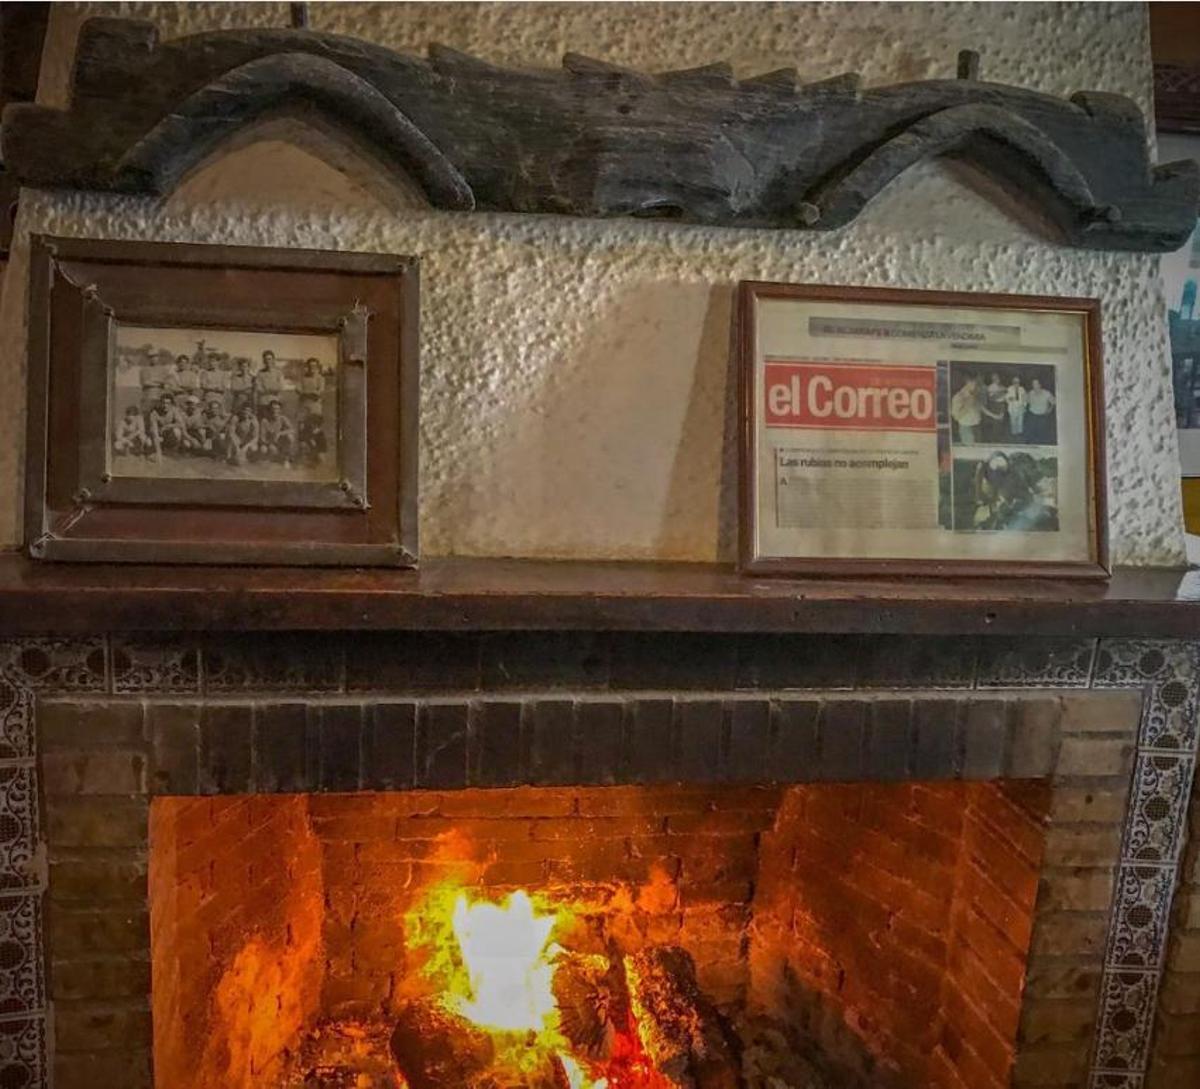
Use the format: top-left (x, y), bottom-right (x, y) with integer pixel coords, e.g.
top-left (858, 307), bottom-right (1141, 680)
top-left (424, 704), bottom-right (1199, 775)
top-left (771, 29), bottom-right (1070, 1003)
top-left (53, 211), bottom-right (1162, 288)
top-left (0, 1), bottom-right (1185, 564)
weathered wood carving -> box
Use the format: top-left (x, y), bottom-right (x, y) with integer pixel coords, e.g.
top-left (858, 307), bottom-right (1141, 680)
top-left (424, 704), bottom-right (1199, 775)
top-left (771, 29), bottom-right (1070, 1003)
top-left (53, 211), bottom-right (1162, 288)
top-left (2, 16), bottom-right (1196, 252)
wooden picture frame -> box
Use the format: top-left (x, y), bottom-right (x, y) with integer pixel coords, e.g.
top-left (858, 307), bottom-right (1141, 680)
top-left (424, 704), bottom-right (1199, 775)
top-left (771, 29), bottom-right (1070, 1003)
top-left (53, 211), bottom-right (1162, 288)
top-left (24, 236), bottom-right (419, 566)
top-left (737, 281), bottom-right (1109, 579)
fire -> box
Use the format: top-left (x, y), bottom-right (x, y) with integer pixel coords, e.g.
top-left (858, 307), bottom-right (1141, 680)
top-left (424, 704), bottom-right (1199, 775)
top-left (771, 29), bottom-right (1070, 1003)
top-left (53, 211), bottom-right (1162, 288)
top-left (405, 882), bottom-right (683, 1089)
top-left (449, 890), bottom-right (559, 1033)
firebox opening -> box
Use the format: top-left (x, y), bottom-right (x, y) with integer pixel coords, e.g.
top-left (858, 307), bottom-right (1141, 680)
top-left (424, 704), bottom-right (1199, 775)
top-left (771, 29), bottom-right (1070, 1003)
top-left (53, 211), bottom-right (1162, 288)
top-left (147, 781), bottom-right (1051, 1089)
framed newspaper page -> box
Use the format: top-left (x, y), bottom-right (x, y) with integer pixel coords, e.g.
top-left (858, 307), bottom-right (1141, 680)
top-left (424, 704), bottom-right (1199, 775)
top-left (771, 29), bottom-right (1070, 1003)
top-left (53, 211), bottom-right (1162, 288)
top-left (737, 281), bottom-right (1108, 579)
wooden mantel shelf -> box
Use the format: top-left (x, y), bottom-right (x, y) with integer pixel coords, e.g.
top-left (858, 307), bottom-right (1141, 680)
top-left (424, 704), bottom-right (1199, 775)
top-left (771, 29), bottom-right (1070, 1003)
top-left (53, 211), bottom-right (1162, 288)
top-left (0, 552), bottom-right (1198, 636)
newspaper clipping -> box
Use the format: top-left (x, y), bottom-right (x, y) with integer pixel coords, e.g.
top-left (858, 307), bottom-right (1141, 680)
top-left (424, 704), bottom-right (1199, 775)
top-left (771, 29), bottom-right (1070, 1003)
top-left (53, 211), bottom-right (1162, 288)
top-left (752, 297), bottom-right (1093, 565)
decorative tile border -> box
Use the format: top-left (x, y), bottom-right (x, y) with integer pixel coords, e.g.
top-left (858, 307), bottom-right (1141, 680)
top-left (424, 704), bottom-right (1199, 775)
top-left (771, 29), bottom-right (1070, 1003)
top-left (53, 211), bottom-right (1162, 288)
top-left (0, 633), bottom-right (1196, 1089)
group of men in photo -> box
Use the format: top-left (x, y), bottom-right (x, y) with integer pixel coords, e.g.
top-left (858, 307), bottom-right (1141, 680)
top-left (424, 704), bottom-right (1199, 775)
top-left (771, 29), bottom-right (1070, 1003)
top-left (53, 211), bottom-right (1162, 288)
top-left (112, 346), bottom-right (331, 469)
top-left (949, 370), bottom-right (1057, 446)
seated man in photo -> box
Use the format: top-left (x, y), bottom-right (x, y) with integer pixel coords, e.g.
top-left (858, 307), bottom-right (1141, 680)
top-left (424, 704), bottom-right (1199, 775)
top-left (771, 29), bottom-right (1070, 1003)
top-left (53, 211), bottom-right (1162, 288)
top-left (258, 397), bottom-right (295, 464)
top-left (147, 393), bottom-right (185, 459)
top-left (197, 398), bottom-right (229, 456)
top-left (298, 407), bottom-right (328, 467)
top-left (224, 404), bottom-right (260, 466)
top-left (178, 395), bottom-right (206, 452)
top-left (112, 405), bottom-right (151, 457)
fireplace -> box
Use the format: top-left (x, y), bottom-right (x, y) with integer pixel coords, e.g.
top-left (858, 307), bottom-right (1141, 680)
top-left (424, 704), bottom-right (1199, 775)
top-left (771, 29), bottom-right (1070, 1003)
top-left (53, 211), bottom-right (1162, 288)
top-left (144, 780), bottom-right (1055, 1089)
top-left (25, 642), bottom-right (1164, 1089)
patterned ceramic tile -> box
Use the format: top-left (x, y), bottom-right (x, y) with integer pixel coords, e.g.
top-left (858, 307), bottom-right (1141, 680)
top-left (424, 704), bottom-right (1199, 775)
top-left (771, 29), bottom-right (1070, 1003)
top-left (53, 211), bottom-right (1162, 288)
top-left (1106, 863), bottom-right (1177, 970)
top-left (975, 637), bottom-right (1097, 688)
top-left (1121, 752), bottom-right (1196, 864)
top-left (0, 640), bottom-right (106, 693)
top-left (1092, 968), bottom-right (1158, 1072)
top-left (203, 633), bottom-right (345, 694)
top-left (1089, 1072), bottom-right (1143, 1089)
top-left (1093, 640), bottom-right (1200, 689)
top-left (0, 897), bottom-right (43, 1014)
top-left (0, 674), bottom-right (32, 762)
top-left (0, 1015), bottom-right (45, 1089)
top-left (0, 767), bottom-right (38, 893)
top-left (111, 637), bottom-right (200, 695)
top-left (1138, 674), bottom-right (1199, 752)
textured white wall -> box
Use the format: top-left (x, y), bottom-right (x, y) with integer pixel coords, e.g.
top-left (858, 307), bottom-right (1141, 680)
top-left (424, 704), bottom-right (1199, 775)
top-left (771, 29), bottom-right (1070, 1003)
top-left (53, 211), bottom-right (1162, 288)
top-left (0, 1), bottom-right (1185, 564)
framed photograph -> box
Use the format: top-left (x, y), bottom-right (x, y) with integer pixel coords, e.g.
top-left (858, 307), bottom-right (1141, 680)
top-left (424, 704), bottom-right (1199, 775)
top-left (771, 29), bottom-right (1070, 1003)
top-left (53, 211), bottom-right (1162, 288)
top-left (24, 236), bottom-right (418, 565)
top-left (737, 281), bottom-right (1108, 578)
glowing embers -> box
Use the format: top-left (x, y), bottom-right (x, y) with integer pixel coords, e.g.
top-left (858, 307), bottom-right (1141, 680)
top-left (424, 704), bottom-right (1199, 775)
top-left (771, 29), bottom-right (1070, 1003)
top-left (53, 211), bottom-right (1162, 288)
top-left (393, 882), bottom-right (709, 1089)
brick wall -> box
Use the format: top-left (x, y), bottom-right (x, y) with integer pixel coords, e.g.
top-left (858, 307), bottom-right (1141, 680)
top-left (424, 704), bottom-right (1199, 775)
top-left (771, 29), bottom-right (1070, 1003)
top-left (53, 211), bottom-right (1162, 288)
top-left (751, 781), bottom-right (1051, 1089)
top-left (147, 796), bottom-right (324, 1089)
top-left (938, 782), bottom-right (1053, 1089)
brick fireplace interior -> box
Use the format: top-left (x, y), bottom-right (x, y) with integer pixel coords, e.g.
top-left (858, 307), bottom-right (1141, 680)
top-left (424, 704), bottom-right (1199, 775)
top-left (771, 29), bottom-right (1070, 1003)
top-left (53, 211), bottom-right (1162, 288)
top-left (146, 780), bottom-right (1052, 1089)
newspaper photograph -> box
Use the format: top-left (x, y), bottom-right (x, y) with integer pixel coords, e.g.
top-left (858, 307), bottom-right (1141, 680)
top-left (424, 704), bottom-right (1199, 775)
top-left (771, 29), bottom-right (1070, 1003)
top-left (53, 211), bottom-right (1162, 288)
top-left (748, 292), bottom-right (1097, 567)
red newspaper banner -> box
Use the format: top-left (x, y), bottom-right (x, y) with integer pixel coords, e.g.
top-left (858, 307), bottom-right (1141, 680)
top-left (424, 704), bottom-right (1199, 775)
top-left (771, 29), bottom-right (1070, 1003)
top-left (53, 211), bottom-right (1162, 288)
top-left (763, 360), bottom-right (936, 432)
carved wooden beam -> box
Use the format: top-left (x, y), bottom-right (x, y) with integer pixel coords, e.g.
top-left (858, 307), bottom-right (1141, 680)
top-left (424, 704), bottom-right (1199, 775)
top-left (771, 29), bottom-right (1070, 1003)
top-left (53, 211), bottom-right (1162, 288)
top-left (1, 16), bottom-right (1196, 252)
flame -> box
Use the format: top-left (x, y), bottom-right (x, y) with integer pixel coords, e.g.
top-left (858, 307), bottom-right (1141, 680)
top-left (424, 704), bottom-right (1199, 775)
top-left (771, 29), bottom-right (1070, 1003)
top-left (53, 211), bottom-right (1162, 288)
top-left (405, 881), bottom-right (664, 1089)
top-left (449, 890), bottom-right (559, 1032)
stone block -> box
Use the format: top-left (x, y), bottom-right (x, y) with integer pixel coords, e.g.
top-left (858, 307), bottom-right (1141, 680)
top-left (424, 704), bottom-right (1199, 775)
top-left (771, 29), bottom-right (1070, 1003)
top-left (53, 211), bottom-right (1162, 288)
top-left (50, 955), bottom-right (151, 1001)
top-left (527, 699), bottom-right (577, 785)
top-left (253, 702), bottom-right (309, 792)
top-left (197, 704), bottom-right (252, 794)
top-left (769, 699), bottom-right (820, 781)
top-left (677, 700), bottom-right (724, 783)
top-left (1158, 969), bottom-right (1200, 1016)
top-left (1038, 867), bottom-right (1115, 912)
top-left (1029, 912), bottom-right (1109, 958)
top-left (317, 703), bottom-right (363, 791)
top-left (42, 749), bottom-right (146, 796)
top-left (1018, 997), bottom-right (1098, 1044)
top-left (363, 701), bottom-right (417, 790)
top-left (1059, 690), bottom-right (1143, 736)
top-left (1043, 825), bottom-right (1123, 867)
top-left (863, 699), bottom-right (913, 781)
top-left (467, 699), bottom-right (522, 787)
top-left (415, 702), bottom-right (469, 788)
top-left (46, 796), bottom-right (148, 847)
top-left (1007, 699), bottom-right (1062, 778)
top-left (147, 703), bottom-right (198, 794)
top-left (727, 700), bottom-right (771, 782)
top-left (1056, 737), bottom-right (1133, 778)
top-left (54, 1000), bottom-right (152, 1051)
top-left (912, 699), bottom-right (961, 779)
top-left (962, 699), bottom-right (1011, 779)
top-left (627, 698), bottom-right (674, 784)
top-left (818, 700), bottom-right (866, 780)
top-left (1049, 781), bottom-right (1130, 825)
top-left (47, 905), bottom-right (150, 956)
top-left (38, 701), bottom-right (145, 749)
top-left (54, 1049), bottom-right (152, 1089)
top-left (574, 699), bottom-right (624, 786)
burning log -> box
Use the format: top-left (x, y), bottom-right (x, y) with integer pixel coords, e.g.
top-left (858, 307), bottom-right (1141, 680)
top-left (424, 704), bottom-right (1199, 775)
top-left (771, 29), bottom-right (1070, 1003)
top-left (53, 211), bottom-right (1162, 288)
top-left (625, 947), bottom-right (742, 1089)
top-left (389, 998), bottom-right (495, 1089)
top-left (553, 951), bottom-right (630, 1061)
